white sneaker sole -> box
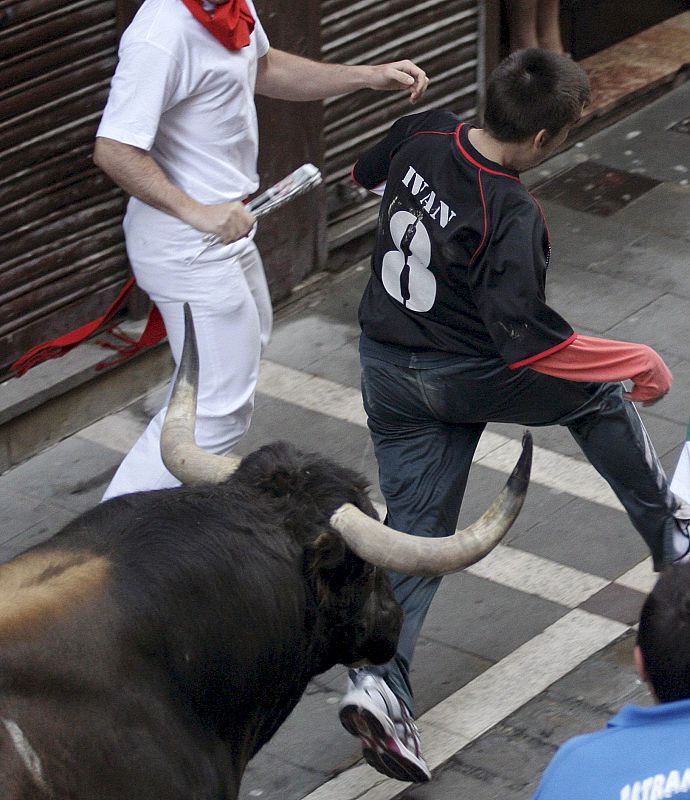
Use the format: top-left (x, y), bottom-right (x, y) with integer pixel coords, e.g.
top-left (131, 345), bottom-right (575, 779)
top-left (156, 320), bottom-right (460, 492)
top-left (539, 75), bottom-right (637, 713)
top-left (339, 695), bottom-right (431, 783)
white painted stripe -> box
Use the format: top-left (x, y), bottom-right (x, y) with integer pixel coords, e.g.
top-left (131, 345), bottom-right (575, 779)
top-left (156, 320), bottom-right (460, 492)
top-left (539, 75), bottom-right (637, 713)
top-left (301, 762), bottom-right (407, 800)
top-left (374, 503), bottom-right (612, 608)
top-left (83, 359), bottom-right (624, 511)
top-left (473, 434), bottom-right (621, 510)
top-left (303, 610), bottom-right (628, 800)
top-left (466, 545), bottom-right (609, 608)
top-left (616, 557), bottom-right (657, 595)
top-left (258, 360), bottom-right (368, 427)
top-left (373, 501), bottom-right (609, 609)
top-left (258, 360), bottom-right (623, 511)
top-left (421, 609), bottom-right (628, 741)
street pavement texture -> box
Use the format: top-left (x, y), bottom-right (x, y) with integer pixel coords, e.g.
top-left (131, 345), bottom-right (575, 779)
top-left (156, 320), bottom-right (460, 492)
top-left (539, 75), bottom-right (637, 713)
top-left (1, 82), bottom-right (689, 800)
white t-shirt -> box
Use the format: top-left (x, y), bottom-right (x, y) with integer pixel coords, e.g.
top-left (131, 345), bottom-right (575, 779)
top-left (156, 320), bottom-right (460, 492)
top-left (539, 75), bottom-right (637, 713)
top-left (97, 0), bottom-right (270, 204)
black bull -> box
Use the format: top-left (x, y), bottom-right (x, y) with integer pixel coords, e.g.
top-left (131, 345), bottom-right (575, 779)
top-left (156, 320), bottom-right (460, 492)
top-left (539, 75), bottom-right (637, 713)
top-left (0, 307), bottom-right (532, 799)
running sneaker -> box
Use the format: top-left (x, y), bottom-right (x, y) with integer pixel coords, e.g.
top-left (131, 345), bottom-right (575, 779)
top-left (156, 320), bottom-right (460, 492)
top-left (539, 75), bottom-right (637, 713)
top-left (338, 670), bottom-right (431, 783)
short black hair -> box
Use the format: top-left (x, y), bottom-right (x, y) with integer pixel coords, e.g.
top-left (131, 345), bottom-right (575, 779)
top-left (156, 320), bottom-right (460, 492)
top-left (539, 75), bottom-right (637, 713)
top-left (637, 563), bottom-right (690, 703)
top-left (483, 48), bottom-right (591, 142)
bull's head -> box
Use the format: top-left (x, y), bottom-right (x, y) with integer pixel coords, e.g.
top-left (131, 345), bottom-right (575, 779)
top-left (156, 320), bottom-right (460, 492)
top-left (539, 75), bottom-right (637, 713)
top-left (308, 518), bottom-right (405, 669)
top-left (231, 439), bottom-right (403, 668)
top-left (160, 304), bottom-right (532, 579)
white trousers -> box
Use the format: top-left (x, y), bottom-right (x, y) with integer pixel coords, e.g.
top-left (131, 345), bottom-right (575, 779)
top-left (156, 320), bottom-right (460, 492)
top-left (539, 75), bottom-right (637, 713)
top-left (102, 201), bottom-right (272, 500)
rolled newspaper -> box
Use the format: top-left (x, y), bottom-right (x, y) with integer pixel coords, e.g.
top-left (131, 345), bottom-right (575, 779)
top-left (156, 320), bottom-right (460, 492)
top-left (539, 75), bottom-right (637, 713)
top-left (201, 163), bottom-right (322, 248)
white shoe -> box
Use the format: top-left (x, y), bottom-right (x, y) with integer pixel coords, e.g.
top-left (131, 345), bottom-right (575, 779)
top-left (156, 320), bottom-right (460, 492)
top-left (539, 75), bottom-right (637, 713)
top-left (338, 670), bottom-right (431, 783)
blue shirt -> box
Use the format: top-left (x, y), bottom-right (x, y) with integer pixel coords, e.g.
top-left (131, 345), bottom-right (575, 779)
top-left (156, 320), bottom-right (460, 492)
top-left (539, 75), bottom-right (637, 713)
top-left (534, 699), bottom-right (690, 800)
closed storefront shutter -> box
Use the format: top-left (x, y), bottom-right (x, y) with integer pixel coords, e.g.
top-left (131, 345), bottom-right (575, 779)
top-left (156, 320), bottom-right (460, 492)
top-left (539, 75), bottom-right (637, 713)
top-left (322, 0), bottom-right (484, 220)
top-left (0, 0), bottom-right (127, 372)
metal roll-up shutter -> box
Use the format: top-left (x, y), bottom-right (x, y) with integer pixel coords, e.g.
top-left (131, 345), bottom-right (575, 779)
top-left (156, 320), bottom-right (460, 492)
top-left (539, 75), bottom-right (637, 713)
top-left (0, 0), bottom-right (127, 372)
top-left (322, 0), bottom-right (483, 219)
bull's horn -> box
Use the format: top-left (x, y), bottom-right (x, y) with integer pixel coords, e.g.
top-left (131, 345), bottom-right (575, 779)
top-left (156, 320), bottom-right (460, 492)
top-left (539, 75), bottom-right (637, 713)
top-left (329, 432), bottom-right (532, 577)
top-left (160, 303), bottom-right (240, 484)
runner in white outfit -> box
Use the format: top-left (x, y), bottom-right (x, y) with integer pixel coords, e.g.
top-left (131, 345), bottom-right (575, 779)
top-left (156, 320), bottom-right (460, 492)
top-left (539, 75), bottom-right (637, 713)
top-left (94, 0), bottom-right (429, 500)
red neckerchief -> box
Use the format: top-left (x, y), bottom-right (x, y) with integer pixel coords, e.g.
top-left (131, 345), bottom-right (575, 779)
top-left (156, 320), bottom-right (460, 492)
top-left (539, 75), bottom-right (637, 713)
top-left (180, 0), bottom-right (254, 50)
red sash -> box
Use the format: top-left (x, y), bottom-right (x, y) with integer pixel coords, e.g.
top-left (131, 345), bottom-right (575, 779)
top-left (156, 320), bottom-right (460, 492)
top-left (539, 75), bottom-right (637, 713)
top-left (179, 0), bottom-right (254, 50)
top-left (10, 279), bottom-right (167, 378)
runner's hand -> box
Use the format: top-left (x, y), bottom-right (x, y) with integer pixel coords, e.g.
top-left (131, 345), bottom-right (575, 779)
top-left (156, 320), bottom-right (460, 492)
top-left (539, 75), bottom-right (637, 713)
top-left (190, 201), bottom-right (256, 243)
top-left (625, 385), bottom-right (670, 407)
top-left (366, 61), bottom-right (429, 104)
top-left (623, 347), bottom-right (673, 406)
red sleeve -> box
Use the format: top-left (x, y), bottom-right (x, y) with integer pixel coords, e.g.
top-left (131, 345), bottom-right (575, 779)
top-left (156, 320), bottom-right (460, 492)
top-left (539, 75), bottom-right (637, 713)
top-left (529, 334), bottom-right (673, 402)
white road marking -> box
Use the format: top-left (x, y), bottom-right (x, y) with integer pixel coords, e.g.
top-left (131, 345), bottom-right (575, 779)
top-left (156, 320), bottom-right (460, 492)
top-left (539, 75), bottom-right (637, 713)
top-left (83, 358), bottom-right (623, 511)
top-left (474, 433), bottom-right (621, 510)
top-left (373, 501), bottom-right (610, 609)
top-left (78, 412), bottom-right (146, 454)
top-left (258, 360), bottom-right (369, 427)
top-left (616, 557), bottom-right (657, 594)
top-left (421, 609), bottom-right (628, 742)
top-left (466, 545), bottom-right (610, 608)
top-left (258, 361), bottom-right (622, 510)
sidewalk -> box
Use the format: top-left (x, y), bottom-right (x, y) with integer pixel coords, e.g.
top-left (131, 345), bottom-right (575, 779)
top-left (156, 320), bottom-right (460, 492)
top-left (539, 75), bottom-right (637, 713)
top-left (1, 61), bottom-right (689, 800)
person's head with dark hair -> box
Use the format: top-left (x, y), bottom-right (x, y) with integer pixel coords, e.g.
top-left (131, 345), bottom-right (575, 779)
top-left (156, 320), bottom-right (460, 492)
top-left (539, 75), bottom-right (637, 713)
top-left (472, 48), bottom-right (589, 172)
top-left (484, 48), bottom-right (591, 142)
top-left (636, 563), bottom-right (690, 703)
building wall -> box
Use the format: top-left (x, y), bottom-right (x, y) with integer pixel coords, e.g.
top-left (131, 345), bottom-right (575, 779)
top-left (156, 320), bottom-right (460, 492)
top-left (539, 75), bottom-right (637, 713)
top-left (0, 0), bottom-right (128, 371)
top-left (253, 0), bottom-right (326, 303)
top-left (321, 0), bottom-right (487, 222)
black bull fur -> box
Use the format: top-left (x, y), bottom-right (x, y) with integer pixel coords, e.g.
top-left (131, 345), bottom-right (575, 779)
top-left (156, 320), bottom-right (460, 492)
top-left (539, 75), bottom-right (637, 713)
top-left (0, 442), bottom-right (403, 800)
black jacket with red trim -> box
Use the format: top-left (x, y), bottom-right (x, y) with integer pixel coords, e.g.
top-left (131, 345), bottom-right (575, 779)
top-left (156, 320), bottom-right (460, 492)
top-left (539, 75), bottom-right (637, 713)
top-left (355, 109), bottom-right (574, 368)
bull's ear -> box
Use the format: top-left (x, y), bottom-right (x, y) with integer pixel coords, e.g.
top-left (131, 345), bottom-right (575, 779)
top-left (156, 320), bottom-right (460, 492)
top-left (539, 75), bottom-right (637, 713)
top-left (311, 531), bottom-right (347, 569)
top-left (254, 466), bottom-right (302, 497)
top-left (308, 531), bottom-right (349, 605)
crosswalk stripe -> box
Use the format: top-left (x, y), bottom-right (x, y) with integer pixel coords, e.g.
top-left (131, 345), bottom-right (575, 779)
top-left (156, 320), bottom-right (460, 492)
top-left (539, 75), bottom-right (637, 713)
top-left (615, 557), bottom-right (657, 594)
top-left (258, 360), bottom-right (622, 510)
top-left (371, 501), bottom-right (613, 609)
top-left (80, 357), bottom-right (624, 512)
top-left (465, 545), bottom-right (610, 607)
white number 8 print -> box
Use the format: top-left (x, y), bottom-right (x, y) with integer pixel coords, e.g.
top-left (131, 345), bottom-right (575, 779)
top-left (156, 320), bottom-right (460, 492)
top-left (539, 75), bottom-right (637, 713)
top-left (382, 211), bottom-right (436, 312)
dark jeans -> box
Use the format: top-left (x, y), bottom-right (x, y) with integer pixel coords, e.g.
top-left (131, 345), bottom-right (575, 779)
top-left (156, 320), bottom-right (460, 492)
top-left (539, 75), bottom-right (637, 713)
top-left (359, 339), bottom-right (681, 713)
